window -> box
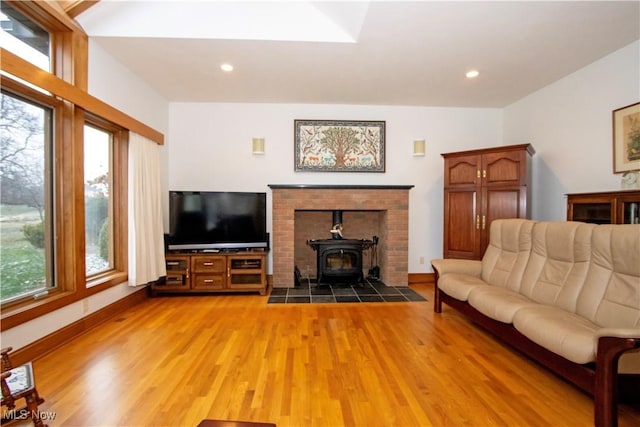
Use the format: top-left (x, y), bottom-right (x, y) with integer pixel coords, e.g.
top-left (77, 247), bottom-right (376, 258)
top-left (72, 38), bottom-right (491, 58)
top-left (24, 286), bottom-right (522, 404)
top-left (84, 124), bottom-right (113, 276)
top-left (0, 90), bottom-right (54, 303)
top-left (0, 2), bottom-right (50, 71)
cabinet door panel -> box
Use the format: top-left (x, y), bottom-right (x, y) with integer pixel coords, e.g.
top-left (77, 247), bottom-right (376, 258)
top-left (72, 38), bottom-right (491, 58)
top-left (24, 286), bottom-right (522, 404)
top-left (162, 255), bottom-right (191, 289)
top-left (485, 187), bottom-right (526, 221)
top-left (445, 155), bottom-right (480, 187)
top-left (444, 189), bottom-right (481, 259)
top-left (616, 194), bottom-right (640, 224)
top-left (483, 151), bottom-right (525, 186)
top-left (227, 254), bottom-right (267, 292)
top-left (569, 200), bottom-right (613, 224)
top-left (482, 187), bottom-right (527, 253)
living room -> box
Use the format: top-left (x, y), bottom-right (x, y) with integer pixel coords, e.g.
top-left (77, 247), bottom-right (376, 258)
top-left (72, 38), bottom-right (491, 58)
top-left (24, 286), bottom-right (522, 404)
top-left (1, 1), bottom-right (639, 426)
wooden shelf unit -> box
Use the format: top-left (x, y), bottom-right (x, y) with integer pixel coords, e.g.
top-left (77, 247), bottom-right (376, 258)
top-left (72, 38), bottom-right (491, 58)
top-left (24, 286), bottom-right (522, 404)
top-left (567, 190), bottom-right (640, 224)
top-left (152, 251), bottom-right (268, 295)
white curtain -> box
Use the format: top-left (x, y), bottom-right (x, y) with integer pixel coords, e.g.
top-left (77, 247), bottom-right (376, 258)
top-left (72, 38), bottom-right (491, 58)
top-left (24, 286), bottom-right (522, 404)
top-left (128, 132), bottom-right (166, 286)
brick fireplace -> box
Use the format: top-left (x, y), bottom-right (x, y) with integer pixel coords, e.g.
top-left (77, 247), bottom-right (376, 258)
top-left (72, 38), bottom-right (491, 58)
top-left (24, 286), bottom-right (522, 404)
top-left (269, 185), bottom-right (413, 288)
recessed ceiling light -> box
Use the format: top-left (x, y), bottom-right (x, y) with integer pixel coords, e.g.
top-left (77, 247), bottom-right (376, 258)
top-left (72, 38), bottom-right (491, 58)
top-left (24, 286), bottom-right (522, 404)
top-left (466, 70), bottom-right (479, 79)
top-left (220, 63), bottom-right (234, 72)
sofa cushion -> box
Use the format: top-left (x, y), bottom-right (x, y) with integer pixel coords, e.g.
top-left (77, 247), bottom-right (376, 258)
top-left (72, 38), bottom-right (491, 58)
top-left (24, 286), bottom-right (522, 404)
top-left (480, 219), bottom-right (535, 291)
top-left (438, 273), bottom-right (487, 301)
top-left (468, 286), bottom-right (536, 323)
top-left (576, 224), bottom-right (640, 328)
top-left (519, 221), bottom-right (595, 313)
top-left (513, 305), bottom-right (599, 364)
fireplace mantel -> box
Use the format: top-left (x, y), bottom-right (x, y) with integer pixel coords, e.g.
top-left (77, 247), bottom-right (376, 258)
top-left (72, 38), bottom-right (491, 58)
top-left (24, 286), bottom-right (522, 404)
top-left (268, 184), bottom-right (414, 190)
top-left (269, 185), bottom-right (412, 288)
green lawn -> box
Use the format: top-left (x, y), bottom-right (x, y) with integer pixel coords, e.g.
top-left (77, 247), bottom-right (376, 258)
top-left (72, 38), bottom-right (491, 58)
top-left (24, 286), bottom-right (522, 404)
top-left (0, 204), bottom-right (47, 301)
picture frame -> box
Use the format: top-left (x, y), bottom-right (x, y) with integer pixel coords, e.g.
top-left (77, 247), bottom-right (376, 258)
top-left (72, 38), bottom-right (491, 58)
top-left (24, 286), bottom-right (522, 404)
top-left (613, 102), bottom-right (640, 173)
top-left (294, 119), bottom-right (385, 172)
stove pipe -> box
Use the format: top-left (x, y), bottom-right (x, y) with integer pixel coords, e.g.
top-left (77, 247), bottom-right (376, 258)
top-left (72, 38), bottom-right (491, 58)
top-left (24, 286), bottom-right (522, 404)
top-left (331, 210), bottom-right (343, 239)
top-left (332, 210), bottom-right (343, 226)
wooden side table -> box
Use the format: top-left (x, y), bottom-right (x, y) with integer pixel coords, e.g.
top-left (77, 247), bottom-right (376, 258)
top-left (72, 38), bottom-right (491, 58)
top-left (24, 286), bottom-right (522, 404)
top-left (197, 420), bottom-right (276, 427)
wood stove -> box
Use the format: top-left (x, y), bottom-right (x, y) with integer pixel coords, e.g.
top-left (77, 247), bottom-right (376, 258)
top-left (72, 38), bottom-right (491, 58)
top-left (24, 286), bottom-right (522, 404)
top-left (307, 210), bottom-right (374, 285)
top-left (308, 239), bottom-right (374, 284)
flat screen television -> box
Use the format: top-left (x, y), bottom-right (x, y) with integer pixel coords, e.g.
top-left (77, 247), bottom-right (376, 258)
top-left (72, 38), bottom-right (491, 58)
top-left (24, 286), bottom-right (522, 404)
top-left (168, 191), bottom-right (268, 251)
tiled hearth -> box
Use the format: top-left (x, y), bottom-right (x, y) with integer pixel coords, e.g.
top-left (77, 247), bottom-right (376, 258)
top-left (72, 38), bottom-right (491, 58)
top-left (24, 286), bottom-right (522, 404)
top-left (268, 279), bottom-right (427, 304)
top-left (269, 184), bottom-right (413, 288)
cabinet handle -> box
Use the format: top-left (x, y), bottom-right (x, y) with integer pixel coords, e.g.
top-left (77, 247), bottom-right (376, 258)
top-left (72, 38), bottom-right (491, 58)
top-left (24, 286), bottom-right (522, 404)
top-left (477, 170), bottom-right (481, 179)
top-left (482, 169), bottom-right (486, 178)
top-left (203, 262), bottom-right (214, 266)
top-left (167, 261), bottom-right (180, 266)
top-left (482, 215), bottom-right (486, 230)
top-left (476, 215), bottom-right (480, 230)
top-left (203, 279), bottom-right (213, 283)
top-left (227, 268), bottom-right (230, 277)
top-left (186, 268), bottom-right (189, 279)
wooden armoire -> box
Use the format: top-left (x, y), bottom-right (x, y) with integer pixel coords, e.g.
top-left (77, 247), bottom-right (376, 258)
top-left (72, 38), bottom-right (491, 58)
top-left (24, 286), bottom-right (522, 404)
top-left (442, 144), bottom-right (535, 259)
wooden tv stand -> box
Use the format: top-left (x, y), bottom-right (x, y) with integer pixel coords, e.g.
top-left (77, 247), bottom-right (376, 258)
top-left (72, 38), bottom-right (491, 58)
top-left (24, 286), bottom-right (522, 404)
top-left (151, 250), bottom-right (268, 296)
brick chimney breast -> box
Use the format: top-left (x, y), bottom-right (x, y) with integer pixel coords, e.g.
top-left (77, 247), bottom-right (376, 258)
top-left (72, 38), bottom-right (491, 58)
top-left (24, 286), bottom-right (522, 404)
top-left (269, 185), bottom-right (413, 288)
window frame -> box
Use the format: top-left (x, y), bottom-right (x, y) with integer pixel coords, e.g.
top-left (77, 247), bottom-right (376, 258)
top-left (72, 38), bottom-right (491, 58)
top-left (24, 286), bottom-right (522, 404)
top-left (0, 80), bottom-right (59, 302)
top-left (3, 0), bottom-right (89, 89)
top-left (83, 114), bottom-right (129, 289)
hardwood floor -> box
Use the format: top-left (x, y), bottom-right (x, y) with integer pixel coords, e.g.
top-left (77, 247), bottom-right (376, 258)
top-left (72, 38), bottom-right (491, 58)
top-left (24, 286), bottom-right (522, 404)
top-left (26, 284), bottom-right (640, 426)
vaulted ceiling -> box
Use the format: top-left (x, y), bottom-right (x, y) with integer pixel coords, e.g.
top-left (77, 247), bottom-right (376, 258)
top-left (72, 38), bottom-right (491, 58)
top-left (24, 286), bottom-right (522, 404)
top-left (71, 1), bottom-right (639, 107)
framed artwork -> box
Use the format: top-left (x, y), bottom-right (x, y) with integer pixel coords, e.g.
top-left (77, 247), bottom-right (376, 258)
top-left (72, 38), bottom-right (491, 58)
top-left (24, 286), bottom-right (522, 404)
top-left (294, 120), bottom-right (385, 172)
top-left (613, 102), bottom-right (640, 173)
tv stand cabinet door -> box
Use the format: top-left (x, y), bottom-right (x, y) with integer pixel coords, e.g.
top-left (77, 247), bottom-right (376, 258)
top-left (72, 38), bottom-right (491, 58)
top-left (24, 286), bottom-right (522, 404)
top-left (158, 255), bottom-right (191, 290)
top-left (226, 254), bottom-right (267, 295)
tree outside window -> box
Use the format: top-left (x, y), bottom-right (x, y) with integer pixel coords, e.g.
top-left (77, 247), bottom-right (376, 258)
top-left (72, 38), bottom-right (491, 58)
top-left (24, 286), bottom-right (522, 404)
top-left (0, 91), bottom-right (53, 302)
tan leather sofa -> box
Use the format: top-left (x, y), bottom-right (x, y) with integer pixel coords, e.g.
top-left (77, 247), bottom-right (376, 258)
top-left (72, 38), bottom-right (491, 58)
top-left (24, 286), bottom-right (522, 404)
top-left (431, 219), bottom-right (639, 427)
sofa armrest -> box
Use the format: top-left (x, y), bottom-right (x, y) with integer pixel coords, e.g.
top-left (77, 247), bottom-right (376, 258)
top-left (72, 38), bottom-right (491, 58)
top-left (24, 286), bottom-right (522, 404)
top-left (595, 328), bottom-right (640, 340)
top-left (431, 259), bottom-right (482, 278)
top-left (594, 335), bottom-right (640, 426)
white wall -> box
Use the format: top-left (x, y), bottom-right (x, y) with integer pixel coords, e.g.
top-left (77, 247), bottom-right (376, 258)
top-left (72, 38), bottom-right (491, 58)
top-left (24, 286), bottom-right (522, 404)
top-left (87, 40), bottom-right (169, 135)
top-left (2, 40), bottom-right (171, 351)
top-left (168, 103), bottom-right (503, 274)
top-left (504, 40), bottom-right (640, 220)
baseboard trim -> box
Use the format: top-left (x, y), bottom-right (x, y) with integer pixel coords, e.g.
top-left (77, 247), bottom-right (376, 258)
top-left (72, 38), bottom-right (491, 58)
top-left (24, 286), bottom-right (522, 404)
top-left (408, 273), bottom-right (434, 285)
top-left (10, 287), bottom-right (148, 366)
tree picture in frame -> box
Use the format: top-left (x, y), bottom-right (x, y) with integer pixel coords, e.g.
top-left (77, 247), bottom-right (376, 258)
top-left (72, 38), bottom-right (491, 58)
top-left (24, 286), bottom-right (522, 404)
top-left (294, 120), bottom-right (385, 172)
top-left (613, 102), bottom-right (640, 173)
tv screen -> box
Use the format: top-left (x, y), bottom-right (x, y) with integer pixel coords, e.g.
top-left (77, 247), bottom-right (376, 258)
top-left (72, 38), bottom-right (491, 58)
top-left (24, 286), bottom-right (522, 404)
top-left (168, 191), bottom-right (268, 250)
